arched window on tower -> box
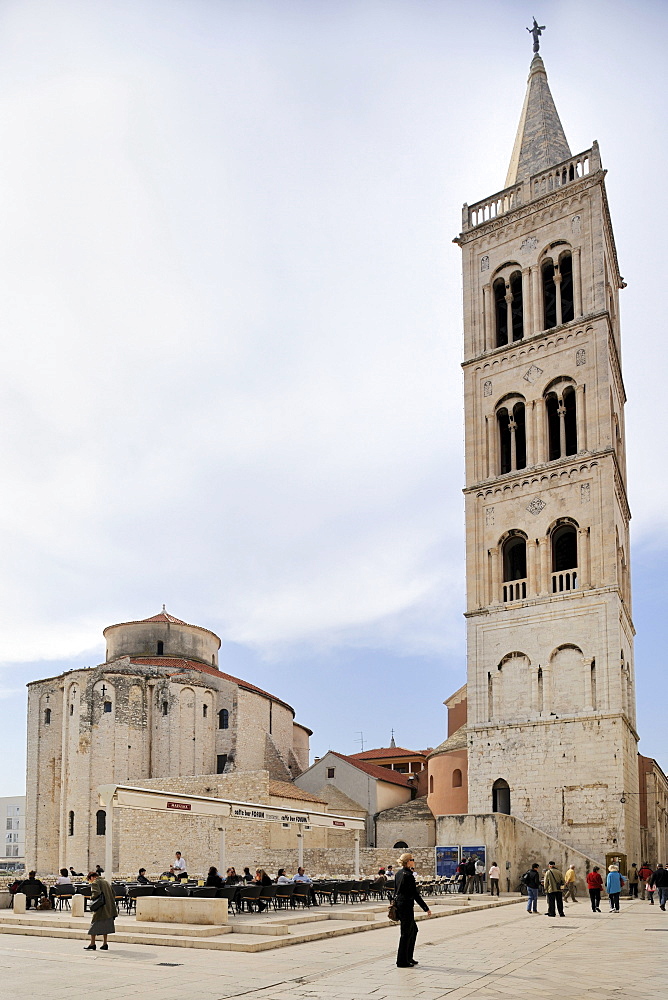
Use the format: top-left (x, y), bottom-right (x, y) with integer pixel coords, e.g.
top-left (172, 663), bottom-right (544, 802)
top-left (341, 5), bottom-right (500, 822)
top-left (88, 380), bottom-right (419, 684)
top-left (542, 251), bottom-right (574, 330)
top-left (551, 522), bottom-right (578, 592)
top-left (537, 667), bottom-right (544, 714)
top-left (96, 810), bottom-right (106, 836)
top-left (545, 384), bottom-right (577, 460)
top-left (502, 534), bottom-right (527, 602)
top-left (492, 779), bottom-right (510, 814)
top-left (218, 708), bottom-right (229, 730)
top-left (157, 640), bottom-right (164, 655)
top-left (494, 271), bottom-right (524, 347)
top-left (429, 774), bottom-right (434, 794)
top-left (452, 769), bottom-right (463, 788)
top-left (497, 400), bottom-right (526, 474)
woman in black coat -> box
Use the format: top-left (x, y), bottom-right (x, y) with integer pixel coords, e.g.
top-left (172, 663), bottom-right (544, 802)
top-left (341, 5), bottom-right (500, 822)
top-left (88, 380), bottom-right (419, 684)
top-left (394, 853), bottom-right (431, 968)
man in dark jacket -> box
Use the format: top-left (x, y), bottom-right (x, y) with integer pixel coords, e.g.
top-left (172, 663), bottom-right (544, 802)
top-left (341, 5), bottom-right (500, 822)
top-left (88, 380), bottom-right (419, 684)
top-left (465, 858), bottom-right (477, 893)
top-left (523, 863), bottom-right (541, 913)
top-left (649, 864), bottom-right (668, 910)
top-left (457, 859), bottom-right (468, 894)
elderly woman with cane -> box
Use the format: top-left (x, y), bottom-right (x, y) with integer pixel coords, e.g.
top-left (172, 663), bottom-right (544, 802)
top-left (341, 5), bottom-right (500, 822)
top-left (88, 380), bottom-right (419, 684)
top-left (393, 852), bottom-right (431, 968)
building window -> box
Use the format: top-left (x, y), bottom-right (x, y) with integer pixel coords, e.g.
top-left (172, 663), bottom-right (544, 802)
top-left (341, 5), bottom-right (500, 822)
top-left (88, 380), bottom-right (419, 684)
top-left (162, 700), bottom-right (169, 716)
top-left (44, 708), bottom-right (51, 725)
top-left (5, 819), bottom-right (11, 831)
top-left (218, 709), bottom-right (229, 730)
top-left (103, 701), bottom-right (112, 713)
top-left (157, 640), bottom-right (164, 655)
top-left (492, 779), bottom-right (510, 814)
top-left (327, 767), bottom-right (336, 779)
top-left (69, 703), bottom-right (74, 716)
top-left (452, 769), bottom-right (463, 788)
top-left (497, 401), bottom-right (526, 474)
top-left (216, 754), bottom-right (228, 774)
top-left (551, 522), bottom-right (578, 592)
top-left (96, 810), bottom-right (106, 836)
top-left (68, 811), bottom-right (75, 836)
top-left (202, 704), bottom-right (208, 719)
top-left (502, 534), bottom-right (527, 602)
top-left (494, 271), bottom-right (524, 347)
top-left (393, 841), bottom-right (408, 849)
top-left (546, 386), bottom-right (577, 460)
top-left (429, 775), bottom-right (434, 794)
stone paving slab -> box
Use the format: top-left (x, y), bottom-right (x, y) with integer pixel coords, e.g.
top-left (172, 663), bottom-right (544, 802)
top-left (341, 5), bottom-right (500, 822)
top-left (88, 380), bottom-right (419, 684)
top-left (2, 896), bottom-right (666, 999)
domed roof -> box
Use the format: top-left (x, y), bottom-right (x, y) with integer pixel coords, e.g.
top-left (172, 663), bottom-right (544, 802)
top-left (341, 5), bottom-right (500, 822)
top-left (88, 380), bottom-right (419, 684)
top-left (103, 607), bottom-right (221, 644)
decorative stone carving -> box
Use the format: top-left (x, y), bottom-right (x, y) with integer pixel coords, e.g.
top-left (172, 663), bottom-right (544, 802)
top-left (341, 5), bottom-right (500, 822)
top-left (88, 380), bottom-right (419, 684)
top-left (520, 236), bottom-right (538, 253)
top-left (523, 364), bottom-right (543, 384)
top-left (481, 255), bottom-right (490, 271)
top-left (485, 507), bottom-right (495, 526)
top-left (572, 214), bottom-right (582, 235)
top-left (526, 497), bottom-right (546, 516)
top-left (576, 348), bottom-right (586, 366)
top-left (483, 380), bottom-right (492, 397)
top-left (580, 483), bottom-right (591, 503)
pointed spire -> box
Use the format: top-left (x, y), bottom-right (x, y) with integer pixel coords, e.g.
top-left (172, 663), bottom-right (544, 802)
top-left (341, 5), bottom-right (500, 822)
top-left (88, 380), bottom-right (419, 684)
top-left (505, 54), bottom-right (571, 188)
top-left (390, 729), bottom-right (396, 748)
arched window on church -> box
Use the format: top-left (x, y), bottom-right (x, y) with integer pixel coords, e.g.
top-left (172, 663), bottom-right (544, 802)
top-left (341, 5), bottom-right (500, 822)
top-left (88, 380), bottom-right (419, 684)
top-left (44, 708), bottom-right (51, 725)
top-left (157, 640), bottom-right (164, 655)
top-left (542, 251), bottom-right (574, 330)
top-left (68, 811), bottom-right (75, 836)
top-left (551, 522), bottom-right (578, 592)
top-left (497, 401), bottom-right (526, 474)
top-left (494, 272), bottom-right (524, 347)
top-left (96, 810), bottom-right (106, 836)
top-left (429, 775), bottom-right (434, 794)
top-left (502, 534), bottom-right (527, 602)
top-left (492, 779), bottom-right (510, 814)
top-left (218, 708), bottom-right (229, 730)
top-left (559, 252), bottom-right (574, 323)
top-left (545, 385), bottom-right (577, 460)
top-left (452, 769), bottom-right (463, 788)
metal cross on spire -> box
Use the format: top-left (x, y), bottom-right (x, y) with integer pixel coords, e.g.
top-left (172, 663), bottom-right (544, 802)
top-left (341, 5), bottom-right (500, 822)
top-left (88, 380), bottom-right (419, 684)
top-left (527, 17), bottom-right (546, 53)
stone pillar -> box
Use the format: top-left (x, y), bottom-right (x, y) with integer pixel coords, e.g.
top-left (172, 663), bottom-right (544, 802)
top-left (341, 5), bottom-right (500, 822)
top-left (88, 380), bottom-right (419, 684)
top-left (297, 832), bottom-right (304, 869)
top-left (487, 414), bottom-right (497, 479)
top-left (105, 801), bottom-right (114, 879)
top-left (483, 284), bottom-right (492, 352)
top-left (573, 248), bottom-right (583, 317)
top-left (71, 894), bottom-right (85, 917)
top-left (536, 398), bottom-right (546, 463)
top-left (490, 546), bottom-right (501, 605)
top-left (531, 265), bottom-right (541, 334)
top-left (354, 832), bottom-right (360, 877)
top-left (218, 827), bottom-right (226, 875)
top-left (578, 528), bottom-right (590, 589)
top-left (525, 401), bottom-right (535, 467)
top-left (509, 417), bottom-right (517, 471)
top-left (583, 656), bottom-right (595, 711)
top-left (554, 272), bottom-right (563, 326)
top-left (13, 892), bottom-right (26, 914)
top-left (558, 399), bottom-right (567, 458)
top-left (576, 384), bottom-right (586, 452)
top-left (527, 538), bottom-right (539, 596)
top-left (538, 536), bottom-right (550, 595)
top-left (505, 286), bottom-right (513, 341)
top-left (522, 268), bottom-right (531, 337)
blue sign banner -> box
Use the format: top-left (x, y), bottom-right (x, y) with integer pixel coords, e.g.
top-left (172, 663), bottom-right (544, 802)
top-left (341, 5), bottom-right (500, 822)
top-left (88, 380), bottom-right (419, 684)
top-left (462, 845), bottom-right (486, 867)
top-left (435, 846), bottom-right (459, 878)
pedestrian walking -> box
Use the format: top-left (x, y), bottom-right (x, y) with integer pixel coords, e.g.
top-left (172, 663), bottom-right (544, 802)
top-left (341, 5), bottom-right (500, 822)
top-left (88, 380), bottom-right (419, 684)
top-left (488, 862), bottom-right (500, 896)
top-left (586, 867), bottom-right (603, 912)
top-left (606, 865), bottom-right (626, 912)
top-left (544, 861), bottom-right (565, 917)
top-left (562, 864), bottom-right (578, 903)
top-left (628, 863), bottom-right (639, 897)
top-left (523, 863), bottom-right (541, 913)
top-left (649, 863), bottom-right (668, 910)
top-left (393, 852), bottom-right (431, 968)
top-left (638, 863), bottom-right (652, 900)
top-left (83, 871), bottom-right (117, 950)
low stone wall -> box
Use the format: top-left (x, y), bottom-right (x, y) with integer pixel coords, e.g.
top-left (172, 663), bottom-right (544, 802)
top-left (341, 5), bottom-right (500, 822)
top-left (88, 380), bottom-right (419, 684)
top-left (230, 846), bottom-right (436, 878)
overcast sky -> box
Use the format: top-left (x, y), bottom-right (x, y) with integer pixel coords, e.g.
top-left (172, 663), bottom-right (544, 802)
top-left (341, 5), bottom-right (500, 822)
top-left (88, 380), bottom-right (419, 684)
top-left (1, 0), bottom-right (666, 798)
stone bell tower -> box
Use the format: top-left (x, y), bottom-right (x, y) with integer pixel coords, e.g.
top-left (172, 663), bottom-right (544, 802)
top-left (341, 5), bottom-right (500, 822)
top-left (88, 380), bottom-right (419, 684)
top-left (454, 41), bottom-right (639, 862)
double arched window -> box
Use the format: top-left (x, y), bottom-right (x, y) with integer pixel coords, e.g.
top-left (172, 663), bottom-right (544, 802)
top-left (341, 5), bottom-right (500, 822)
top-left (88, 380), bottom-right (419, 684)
top-left (545, 381), bottom-right (577, 460)
top-left (494, 269), bottom-right (524, 347)
top-left (542, 249), bottom-right (574, 329)
top-left (497, 398), bottom-right (526, 474)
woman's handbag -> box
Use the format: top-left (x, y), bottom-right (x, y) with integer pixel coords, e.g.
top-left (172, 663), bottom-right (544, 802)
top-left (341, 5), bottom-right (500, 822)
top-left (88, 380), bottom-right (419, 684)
top-left (89, 890), bottom-right (106, 912)
top-left (387, 902), bottom-right (398, 922)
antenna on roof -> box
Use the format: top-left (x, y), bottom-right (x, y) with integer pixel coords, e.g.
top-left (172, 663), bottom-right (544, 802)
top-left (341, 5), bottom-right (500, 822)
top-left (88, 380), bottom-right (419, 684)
top-left (390, 729), bottom-right (396, 748)
top-left (355, 731), bottom-right (365, 752)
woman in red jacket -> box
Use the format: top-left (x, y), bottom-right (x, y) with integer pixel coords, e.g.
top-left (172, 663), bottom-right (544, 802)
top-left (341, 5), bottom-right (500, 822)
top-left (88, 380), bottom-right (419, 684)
top-left (587, 867), bottom-right (603, 912)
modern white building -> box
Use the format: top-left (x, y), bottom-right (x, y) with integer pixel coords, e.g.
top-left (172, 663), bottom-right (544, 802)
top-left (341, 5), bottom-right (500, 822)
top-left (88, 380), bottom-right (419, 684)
top-left (1, 795), bottom-right (25, 870)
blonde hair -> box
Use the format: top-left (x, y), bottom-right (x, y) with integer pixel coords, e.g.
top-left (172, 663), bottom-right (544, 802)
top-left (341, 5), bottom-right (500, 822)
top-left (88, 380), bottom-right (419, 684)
top-left (608, 864), bottom-right (619, 872)
top-left (397, 853), bottom-right (414, 868)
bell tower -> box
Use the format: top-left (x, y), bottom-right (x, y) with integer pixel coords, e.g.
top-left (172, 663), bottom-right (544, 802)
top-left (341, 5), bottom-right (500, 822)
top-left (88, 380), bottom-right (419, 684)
top-left (455, 38), bottom-right (639, 861)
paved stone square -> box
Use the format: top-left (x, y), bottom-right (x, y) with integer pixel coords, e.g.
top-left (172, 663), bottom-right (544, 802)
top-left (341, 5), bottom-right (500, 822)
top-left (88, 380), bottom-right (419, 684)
top-left (3, 896), bottom-right (667, 999)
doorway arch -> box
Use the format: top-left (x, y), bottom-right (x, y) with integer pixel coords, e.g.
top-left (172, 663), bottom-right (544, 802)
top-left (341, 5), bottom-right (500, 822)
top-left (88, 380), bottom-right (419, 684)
top-left (492, 778), bottom-right (510, 814)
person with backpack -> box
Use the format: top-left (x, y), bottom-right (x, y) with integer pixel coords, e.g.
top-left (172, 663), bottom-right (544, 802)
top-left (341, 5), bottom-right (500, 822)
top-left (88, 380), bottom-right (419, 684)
top-left (586, 866), bottom-right (603, 912)
top-left (522, 863), bottom-right (541, 913)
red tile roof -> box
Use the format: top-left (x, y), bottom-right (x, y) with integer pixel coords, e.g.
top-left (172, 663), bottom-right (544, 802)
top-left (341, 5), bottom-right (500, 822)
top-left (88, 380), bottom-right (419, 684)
top-left (330, 752), bottom-right (411, 787)
top-left (268, 781), bottom-right (327, 804)
top-left (348, 747), bottom-right (426, 761)
top-left (103, 610), bottom-right (221, 644)
top-left (129, 657), bottom-right (295, 714)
